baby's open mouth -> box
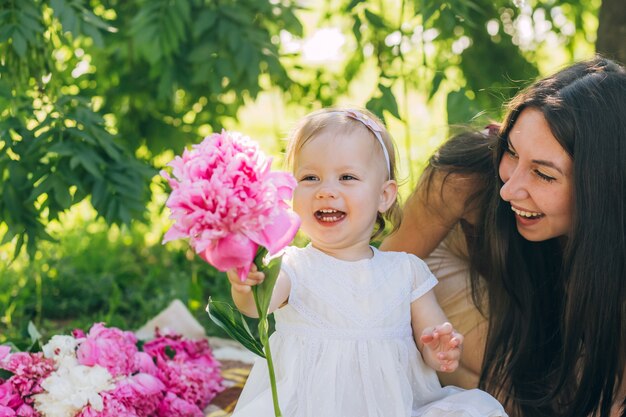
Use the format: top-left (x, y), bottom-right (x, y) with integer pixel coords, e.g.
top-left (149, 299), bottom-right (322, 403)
top-left (315, 209), bottom-right (346, 222)
top-left (511, 206), bottom-right (544, 218)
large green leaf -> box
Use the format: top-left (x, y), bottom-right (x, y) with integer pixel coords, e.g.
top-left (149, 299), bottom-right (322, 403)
top-left (206, 298), bottom-right (265, 358)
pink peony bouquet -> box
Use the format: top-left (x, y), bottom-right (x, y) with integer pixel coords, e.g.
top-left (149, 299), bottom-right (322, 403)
top-left (161, 130), bottom-right (300, 281)
top-left (0, 323), bottom-right (223, 417)
top-left (161, 130), bottom-right (301, 417)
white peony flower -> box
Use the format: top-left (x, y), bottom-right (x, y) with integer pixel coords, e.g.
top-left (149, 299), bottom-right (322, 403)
top-left (42, 335), bottom-right (80, 363)
top-left (33, 361), bottom-right (114, 417)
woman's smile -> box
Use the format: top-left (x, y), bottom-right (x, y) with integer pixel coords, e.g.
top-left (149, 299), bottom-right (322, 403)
top-left (510, 205), bottom-right (545, 228)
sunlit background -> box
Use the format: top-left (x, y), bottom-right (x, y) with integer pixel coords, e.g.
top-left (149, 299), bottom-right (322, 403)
top-left (0, 0), bottom-right (607, 344)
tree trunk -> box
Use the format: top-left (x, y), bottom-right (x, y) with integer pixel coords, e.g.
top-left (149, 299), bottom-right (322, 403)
top-left (596, 0), bottom-right (626, 65)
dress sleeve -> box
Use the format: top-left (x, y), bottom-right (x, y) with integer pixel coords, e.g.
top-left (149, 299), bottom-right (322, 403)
top-left (278, 246), bottom-right (298, 285)
top-left (407, 254), bottom-right (438, 302)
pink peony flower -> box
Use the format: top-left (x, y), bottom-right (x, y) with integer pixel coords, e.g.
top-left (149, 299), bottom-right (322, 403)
top-left (0, 382), bottom-right (22, 410)
top-left (157, 392), bottom-right (203, 417)
top-left (0, 405), bottom-right (15, 417)
top-left (72, 329), bottom-right (86, 339)
top-left (141, 331), bottom-right (213, 363)
top-left (143, 332), bottom-right (223, 409)
top-left (76, 394), bottom-right (135, 417)
top-left (14, 404), bottom-right (37, 417)
top-left (82, 373), bottom-right (164, 417)
top-left (0, 352), bottom-right (55, 399)
top-left (76, 323), bottom-right (139, 377)
top-left (161, 130), bottom-right (300, 280)
top-left (2, 326), bottom-right (224, 417)
top-left (134, 351), bottom-right (159, 376)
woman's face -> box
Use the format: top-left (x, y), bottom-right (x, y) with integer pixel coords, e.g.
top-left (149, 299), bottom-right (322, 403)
top-left (498, 108), bottom-right (574, 241)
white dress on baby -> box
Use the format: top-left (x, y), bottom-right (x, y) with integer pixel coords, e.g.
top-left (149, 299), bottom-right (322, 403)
top-left (232, 244), bottom-right (507, 417)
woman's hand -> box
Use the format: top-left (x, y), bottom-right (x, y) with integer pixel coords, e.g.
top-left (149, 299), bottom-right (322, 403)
top-left (420, 322), bottom-right (463, 372)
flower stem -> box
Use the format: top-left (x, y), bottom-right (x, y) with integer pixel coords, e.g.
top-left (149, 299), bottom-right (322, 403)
top-left (258, 317), bottom-right (282, 417)
top-left (253, 287), bottom-right (282, 417)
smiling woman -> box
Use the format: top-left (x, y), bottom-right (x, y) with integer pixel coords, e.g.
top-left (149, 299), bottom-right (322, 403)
top-left (483, 56), bottom-right (626, 417)
top-left (381, 55), bottom-right (626, 417)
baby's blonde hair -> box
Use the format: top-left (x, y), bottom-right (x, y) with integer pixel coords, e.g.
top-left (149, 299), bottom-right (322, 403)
top-left (285, 108), bottom-right (402, 240)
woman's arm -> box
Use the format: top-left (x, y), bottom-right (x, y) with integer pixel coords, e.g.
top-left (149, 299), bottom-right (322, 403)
top-left (380, 170), bottom-right (479, 258)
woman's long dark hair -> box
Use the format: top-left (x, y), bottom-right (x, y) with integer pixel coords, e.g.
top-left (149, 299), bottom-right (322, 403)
top-left (479, 56), bottom-right (626, 417)
top-left (422, 127), bottom-right (499, 308)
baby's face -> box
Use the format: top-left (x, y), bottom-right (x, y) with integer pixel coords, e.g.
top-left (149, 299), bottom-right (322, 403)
top-left (292, 130), bottom-right (392, 258)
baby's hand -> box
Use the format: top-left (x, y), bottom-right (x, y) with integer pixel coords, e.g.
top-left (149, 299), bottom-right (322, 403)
top-left (227, 265), bottom-right (265, 294)
top-left (420, 322), bottom-right (463, 373)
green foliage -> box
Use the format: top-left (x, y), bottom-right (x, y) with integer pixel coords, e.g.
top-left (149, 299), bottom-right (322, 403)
top-left (101, 0), bottom-right (302, 153)
top-left (0, 0), bottom-right (302, 256)
top-left (0, 207), bottom-right (232, 347)
top-left (0, 94), bottom-right (155, 258)
top-left (1, 0), bottom-right (599, 256)
top-left (346, 1), bottom-right (578, 119)
top-left (275, 0), bottom-right (596, 181)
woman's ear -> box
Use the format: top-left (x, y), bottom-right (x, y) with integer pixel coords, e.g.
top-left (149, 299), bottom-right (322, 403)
top-left (379, 180), bottom-right (398, 212)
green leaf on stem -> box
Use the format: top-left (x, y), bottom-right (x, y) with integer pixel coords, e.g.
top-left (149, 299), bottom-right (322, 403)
top-left (206, 298), bottom-right (265, 358)
top-left (252, 247), bottom-right (283, 320)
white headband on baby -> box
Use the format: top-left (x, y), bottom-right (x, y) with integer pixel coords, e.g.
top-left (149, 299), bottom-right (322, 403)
top-left (338, 110), bottom-right (391, 179)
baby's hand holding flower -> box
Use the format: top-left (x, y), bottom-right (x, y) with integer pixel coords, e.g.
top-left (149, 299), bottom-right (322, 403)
top-left (227, 265), bottom-right (265, 294)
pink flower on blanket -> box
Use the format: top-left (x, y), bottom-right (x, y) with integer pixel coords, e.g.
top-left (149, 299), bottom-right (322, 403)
top-left (75, 323), bottom-right (139, 377)
top-left (0, 381), bottom-right (23, 412)
top-left (157, 392), bottom-right (204, 417)
top-left (161, 130), bottom-right (300, 281)
top-left (0, 324), bottom-right (223, 416)
top-left (0, 352), bottom-right (54, 399)
top-left (143, 332), bottom-right (223, 409)
top-left (76, 373), bottom-right (164, 417)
